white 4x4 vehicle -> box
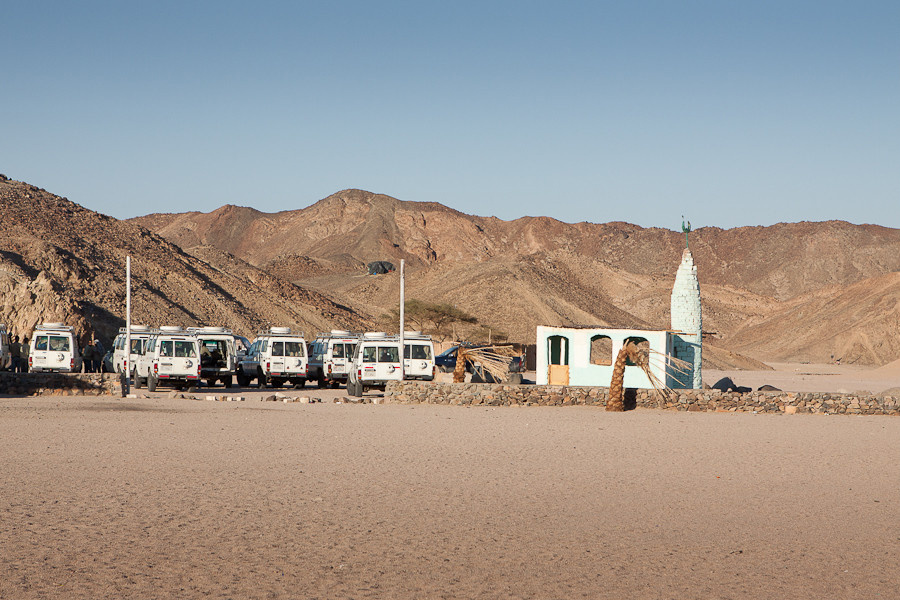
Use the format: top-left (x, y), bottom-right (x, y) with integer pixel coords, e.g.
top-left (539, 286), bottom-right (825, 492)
top-left (111, 325), bottom-right (154, 374)
top-left (237, 327), bottom-right (308, 388)
top-left (188, 326), bottom-right (241, 388)
top-left (347, 332), bottom-right (403, 396)
top-left (401, 331), bottom-right (436, 381)
top-left (307, 330), bottom-right (359, 388)
top-left (29, 323), bottom-right (83, 373)
top-left (133, 326), bottom-right (201, 391)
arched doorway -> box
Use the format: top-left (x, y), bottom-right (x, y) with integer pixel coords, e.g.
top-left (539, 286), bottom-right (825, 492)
top-left (547, 335), bottom-right (569, 385)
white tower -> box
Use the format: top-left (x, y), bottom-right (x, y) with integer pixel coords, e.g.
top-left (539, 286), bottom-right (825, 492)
top-left (671, 248), bottom-right (702, 389)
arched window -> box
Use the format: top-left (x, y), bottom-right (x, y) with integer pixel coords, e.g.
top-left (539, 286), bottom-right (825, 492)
top-left (548, 335), bottom-right (569, 366)
top-left (624, 336), bottom-right (649, 367)
top-left (590, 335), bottom-right (612, 366)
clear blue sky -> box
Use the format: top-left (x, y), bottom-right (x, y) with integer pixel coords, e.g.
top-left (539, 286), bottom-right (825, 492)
top-left (3, 1), bottom-right (898, 229)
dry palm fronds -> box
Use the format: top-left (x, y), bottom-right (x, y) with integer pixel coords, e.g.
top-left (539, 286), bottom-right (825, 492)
top-left (607, 341), bottom-right (692, 411)
top-left (453, 345), bottom-right (516, 383)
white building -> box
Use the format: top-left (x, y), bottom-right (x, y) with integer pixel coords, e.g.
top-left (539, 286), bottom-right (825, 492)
top-left (670, 248), bottom-right (702, 389)
top-left (535, 326), bottom-right (676, 387)
top-left (534, 246), bottom-right (703, 389)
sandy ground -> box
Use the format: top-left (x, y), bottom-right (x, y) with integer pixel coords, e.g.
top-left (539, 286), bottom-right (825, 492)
top-left (2, 388), bottom-right (899, 599)
top-left (705, 362), bottom-right (900, 394)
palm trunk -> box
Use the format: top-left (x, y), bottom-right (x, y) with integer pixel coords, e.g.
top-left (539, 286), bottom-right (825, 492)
top-left (607, 344), bottom-right (631, 411)
top-left (453, 348), bottom-right (467, 383)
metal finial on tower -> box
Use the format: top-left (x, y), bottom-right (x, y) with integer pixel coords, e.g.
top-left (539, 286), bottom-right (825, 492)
top-left (681, 216), bottom-right (692, 249)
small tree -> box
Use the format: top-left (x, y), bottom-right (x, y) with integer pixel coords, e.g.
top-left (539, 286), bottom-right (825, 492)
top-left (384, 299), bottom-right (478, 341)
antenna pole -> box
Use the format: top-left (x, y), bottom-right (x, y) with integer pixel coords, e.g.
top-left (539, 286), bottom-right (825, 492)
top-left (399, 259), bottom-right (405, 380)
top-left (122, 256), bottom-right (132, 396)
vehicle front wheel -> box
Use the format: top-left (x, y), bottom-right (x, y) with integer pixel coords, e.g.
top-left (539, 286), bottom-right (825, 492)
top-left (222, 375), bottom-right (233, 388)
top-left (207, 377), bottom-right (217, 388)
top-left (236, 373), bottom-right (250, 387)
top-left (257, 370), bottom-right (268, 388)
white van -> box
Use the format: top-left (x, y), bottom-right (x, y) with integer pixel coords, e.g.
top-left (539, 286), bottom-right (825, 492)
top-left (236, 327), bottom-right (308, 388)
top-left (29, 323), bottom-right (82, 373)
top-left (133, 326), bottom-right (201, 391)
top-left (307, 330), bottom-right (359, 387)
top-left (347, 332), bottom-right (403, 396)
top-left (402, 331), bottom-right (436, 381)
top-left (111, 325), bottom-right (154, 374)
top-left (0, 324), bottom-right (9, 370)
top-left (188, 326), bottom-right (240, 388)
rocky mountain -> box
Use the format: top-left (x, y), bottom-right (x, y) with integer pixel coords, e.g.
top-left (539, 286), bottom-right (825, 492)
top-left (0, 176), bottom-right (370, 348)
top-left (132, 189), bottom-right (900, 367)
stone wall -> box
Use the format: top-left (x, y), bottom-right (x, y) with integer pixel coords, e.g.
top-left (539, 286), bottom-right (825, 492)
top-left (385, 381), bottom-right (900, 416)
top-left (0, 372), bottom-right (120, 396)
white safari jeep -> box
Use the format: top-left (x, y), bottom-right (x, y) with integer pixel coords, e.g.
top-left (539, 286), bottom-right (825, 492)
top-left (402, 331), bottom-right (436, 381)
top-left (134, 326), bottom-right (201, 392)
top-left (346, 332), bottom-right (403, 397)
top-left (111, 325), bottom-right (154, 374)
top-left (29, 323), bottom-right (82, 373)
top-left (307, 330), bottom-right (359, 388)
top-left (188, 326), bottom-right (240, 388)
top-left (237, 327), bottom-right (308, 388)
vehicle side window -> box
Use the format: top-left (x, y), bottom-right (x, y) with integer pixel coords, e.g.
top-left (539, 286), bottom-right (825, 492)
top-left (405, 344), bottom-right (432, 359)
top-left (362, 346), bottom-right (377, 362)
top-left (284, 342), bottom-right (304, 357)
top-left (174, 341), bottom-right (196, 358)
top-left (347, 344), bottom-right (357, 359)
top-left (36, 336), bottom-right (49, 351)
top-left (50, 336), bottom-right (70, 352)
top-left (131, 339), bottom-right (144, 354)
top-left (260, 340), bottom-right (268, 353)
top-left (272, 341), bottom-right (284, 357)
top-left (378, 346), bottom-right (399, 363)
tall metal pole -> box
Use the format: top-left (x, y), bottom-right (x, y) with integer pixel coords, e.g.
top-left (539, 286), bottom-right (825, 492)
top-left (399, 259), bottom-right (405, 380)
top-left (122, 256), bottom-right (131, 396)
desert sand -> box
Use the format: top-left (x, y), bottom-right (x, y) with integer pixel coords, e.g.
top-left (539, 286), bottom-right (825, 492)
top-left (2, 390), bottom-right (899, 599)
top-left (706, 361), bottom-right (900, 394)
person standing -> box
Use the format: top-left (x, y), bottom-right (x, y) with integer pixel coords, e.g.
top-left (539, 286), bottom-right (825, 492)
top-left (84, 338), bottom-right (97, 373)
top-left (19, 336), bottom-right (29, 373)
top-left (9, 335), bottom-right (21, 373)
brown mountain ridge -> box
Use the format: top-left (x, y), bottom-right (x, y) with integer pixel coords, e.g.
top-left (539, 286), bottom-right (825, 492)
top-left (131, 189), bottom-right (900, 367)
top-left (3, 177), bottom-right (899, 368)
top-left (0, 177), bottom-right (370, 347)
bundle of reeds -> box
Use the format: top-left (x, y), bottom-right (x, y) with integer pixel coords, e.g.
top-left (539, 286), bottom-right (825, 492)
top-left (452, 345), bottom-right (517, 384)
